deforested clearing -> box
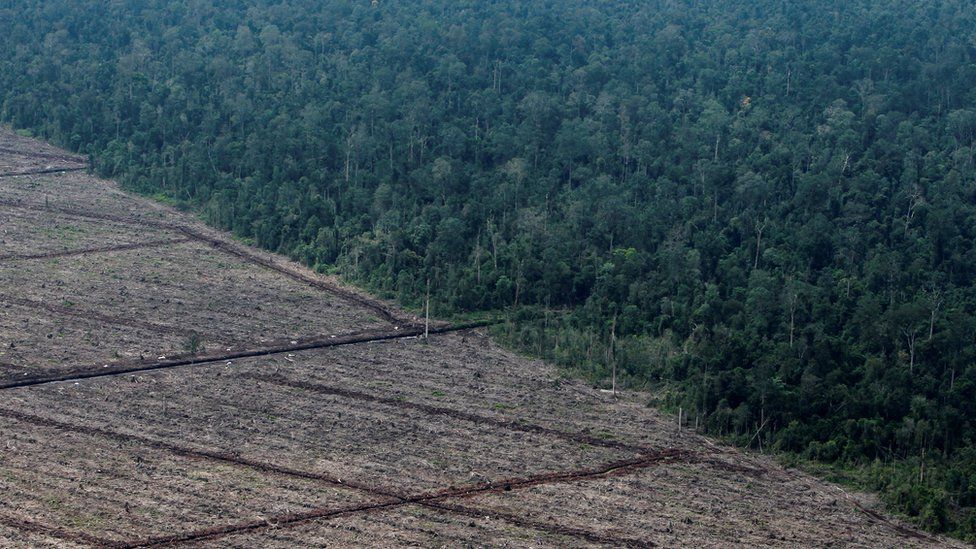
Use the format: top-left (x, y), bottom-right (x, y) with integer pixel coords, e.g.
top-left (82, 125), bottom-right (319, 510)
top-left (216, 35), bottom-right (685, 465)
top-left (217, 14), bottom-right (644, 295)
top-left (0, 130), bottom-right (961, 547)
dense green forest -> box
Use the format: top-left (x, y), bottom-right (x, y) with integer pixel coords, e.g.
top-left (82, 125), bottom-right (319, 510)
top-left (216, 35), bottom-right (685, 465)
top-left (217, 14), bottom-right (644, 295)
top-left (2, 0), bottom-right (975, 538)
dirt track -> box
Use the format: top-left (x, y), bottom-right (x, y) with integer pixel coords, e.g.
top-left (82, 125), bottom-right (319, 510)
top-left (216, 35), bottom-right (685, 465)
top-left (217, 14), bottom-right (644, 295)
top-left (0, 128), bottom-right (965, 548)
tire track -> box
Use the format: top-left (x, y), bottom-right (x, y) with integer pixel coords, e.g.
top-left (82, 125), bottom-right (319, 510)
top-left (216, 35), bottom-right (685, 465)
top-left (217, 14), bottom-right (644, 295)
top-left (0, 237), bottom-right (191, 262)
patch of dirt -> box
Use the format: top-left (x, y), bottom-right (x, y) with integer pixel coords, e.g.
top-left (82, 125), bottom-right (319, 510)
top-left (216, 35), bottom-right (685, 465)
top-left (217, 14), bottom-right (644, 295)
top-left (2, 364), bottom-right (629, 495)
top-left (0, 207), bottom-right (183, 259)
top-left (0, 130), bottom-right (86, 173)
top-left (0, 299), bottom-right (201, 380)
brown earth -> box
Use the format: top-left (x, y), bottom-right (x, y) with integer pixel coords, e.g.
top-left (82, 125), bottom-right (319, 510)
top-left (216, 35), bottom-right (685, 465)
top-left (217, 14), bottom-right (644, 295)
top-left (0, 128), bottom-right (966, 548)
top-left (0, 130), bottom-right (86, 177)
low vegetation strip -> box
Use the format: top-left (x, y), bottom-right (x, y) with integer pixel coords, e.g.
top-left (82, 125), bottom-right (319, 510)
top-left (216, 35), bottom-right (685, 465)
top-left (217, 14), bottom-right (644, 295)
top-left (0, 237), bottom-right (191, 261)
top-left (844, 493), bottom-right (942, 544)
top-left (247, 373), bottom-right (650, 455)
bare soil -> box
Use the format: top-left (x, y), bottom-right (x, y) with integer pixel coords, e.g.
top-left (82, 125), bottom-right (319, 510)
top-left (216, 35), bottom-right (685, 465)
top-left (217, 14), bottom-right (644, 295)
top-left (0, 239), bottom-right (389, 355)
top-left (0, 130), bottom-right (86, 176)
top-left (0, 207), bottom-right (184, 260)
top-left (0, 129), bottom-right (964, 548)
top-left (0, 413), bottom-right (384, 545)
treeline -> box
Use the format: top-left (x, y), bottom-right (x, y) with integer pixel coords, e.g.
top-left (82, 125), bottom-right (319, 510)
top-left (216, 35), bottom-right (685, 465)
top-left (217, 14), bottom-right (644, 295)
top-left (1, 0), bottom-right (975, 538)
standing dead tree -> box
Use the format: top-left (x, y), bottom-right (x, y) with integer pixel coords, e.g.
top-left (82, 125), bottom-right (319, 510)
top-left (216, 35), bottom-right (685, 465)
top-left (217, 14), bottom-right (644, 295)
top-left (903, 325), bottom-right (920, 374)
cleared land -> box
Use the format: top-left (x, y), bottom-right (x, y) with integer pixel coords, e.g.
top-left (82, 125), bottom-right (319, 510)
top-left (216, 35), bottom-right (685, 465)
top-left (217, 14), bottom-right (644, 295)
top-left (0, 129), bottom-right (965, 547)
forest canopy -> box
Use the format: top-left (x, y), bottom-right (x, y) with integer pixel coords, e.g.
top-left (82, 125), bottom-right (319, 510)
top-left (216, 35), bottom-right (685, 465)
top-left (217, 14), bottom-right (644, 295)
top-left (2, 0), bottom-right (975, 538)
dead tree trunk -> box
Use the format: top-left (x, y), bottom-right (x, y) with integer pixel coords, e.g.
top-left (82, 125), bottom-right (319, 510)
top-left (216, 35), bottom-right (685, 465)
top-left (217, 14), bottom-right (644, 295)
top-left (903, 326), bottom-right (919, 374)
top-left (927, 291), bottom-right (943, 342)
top-left (754, 218), bottom-right (767, 270)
